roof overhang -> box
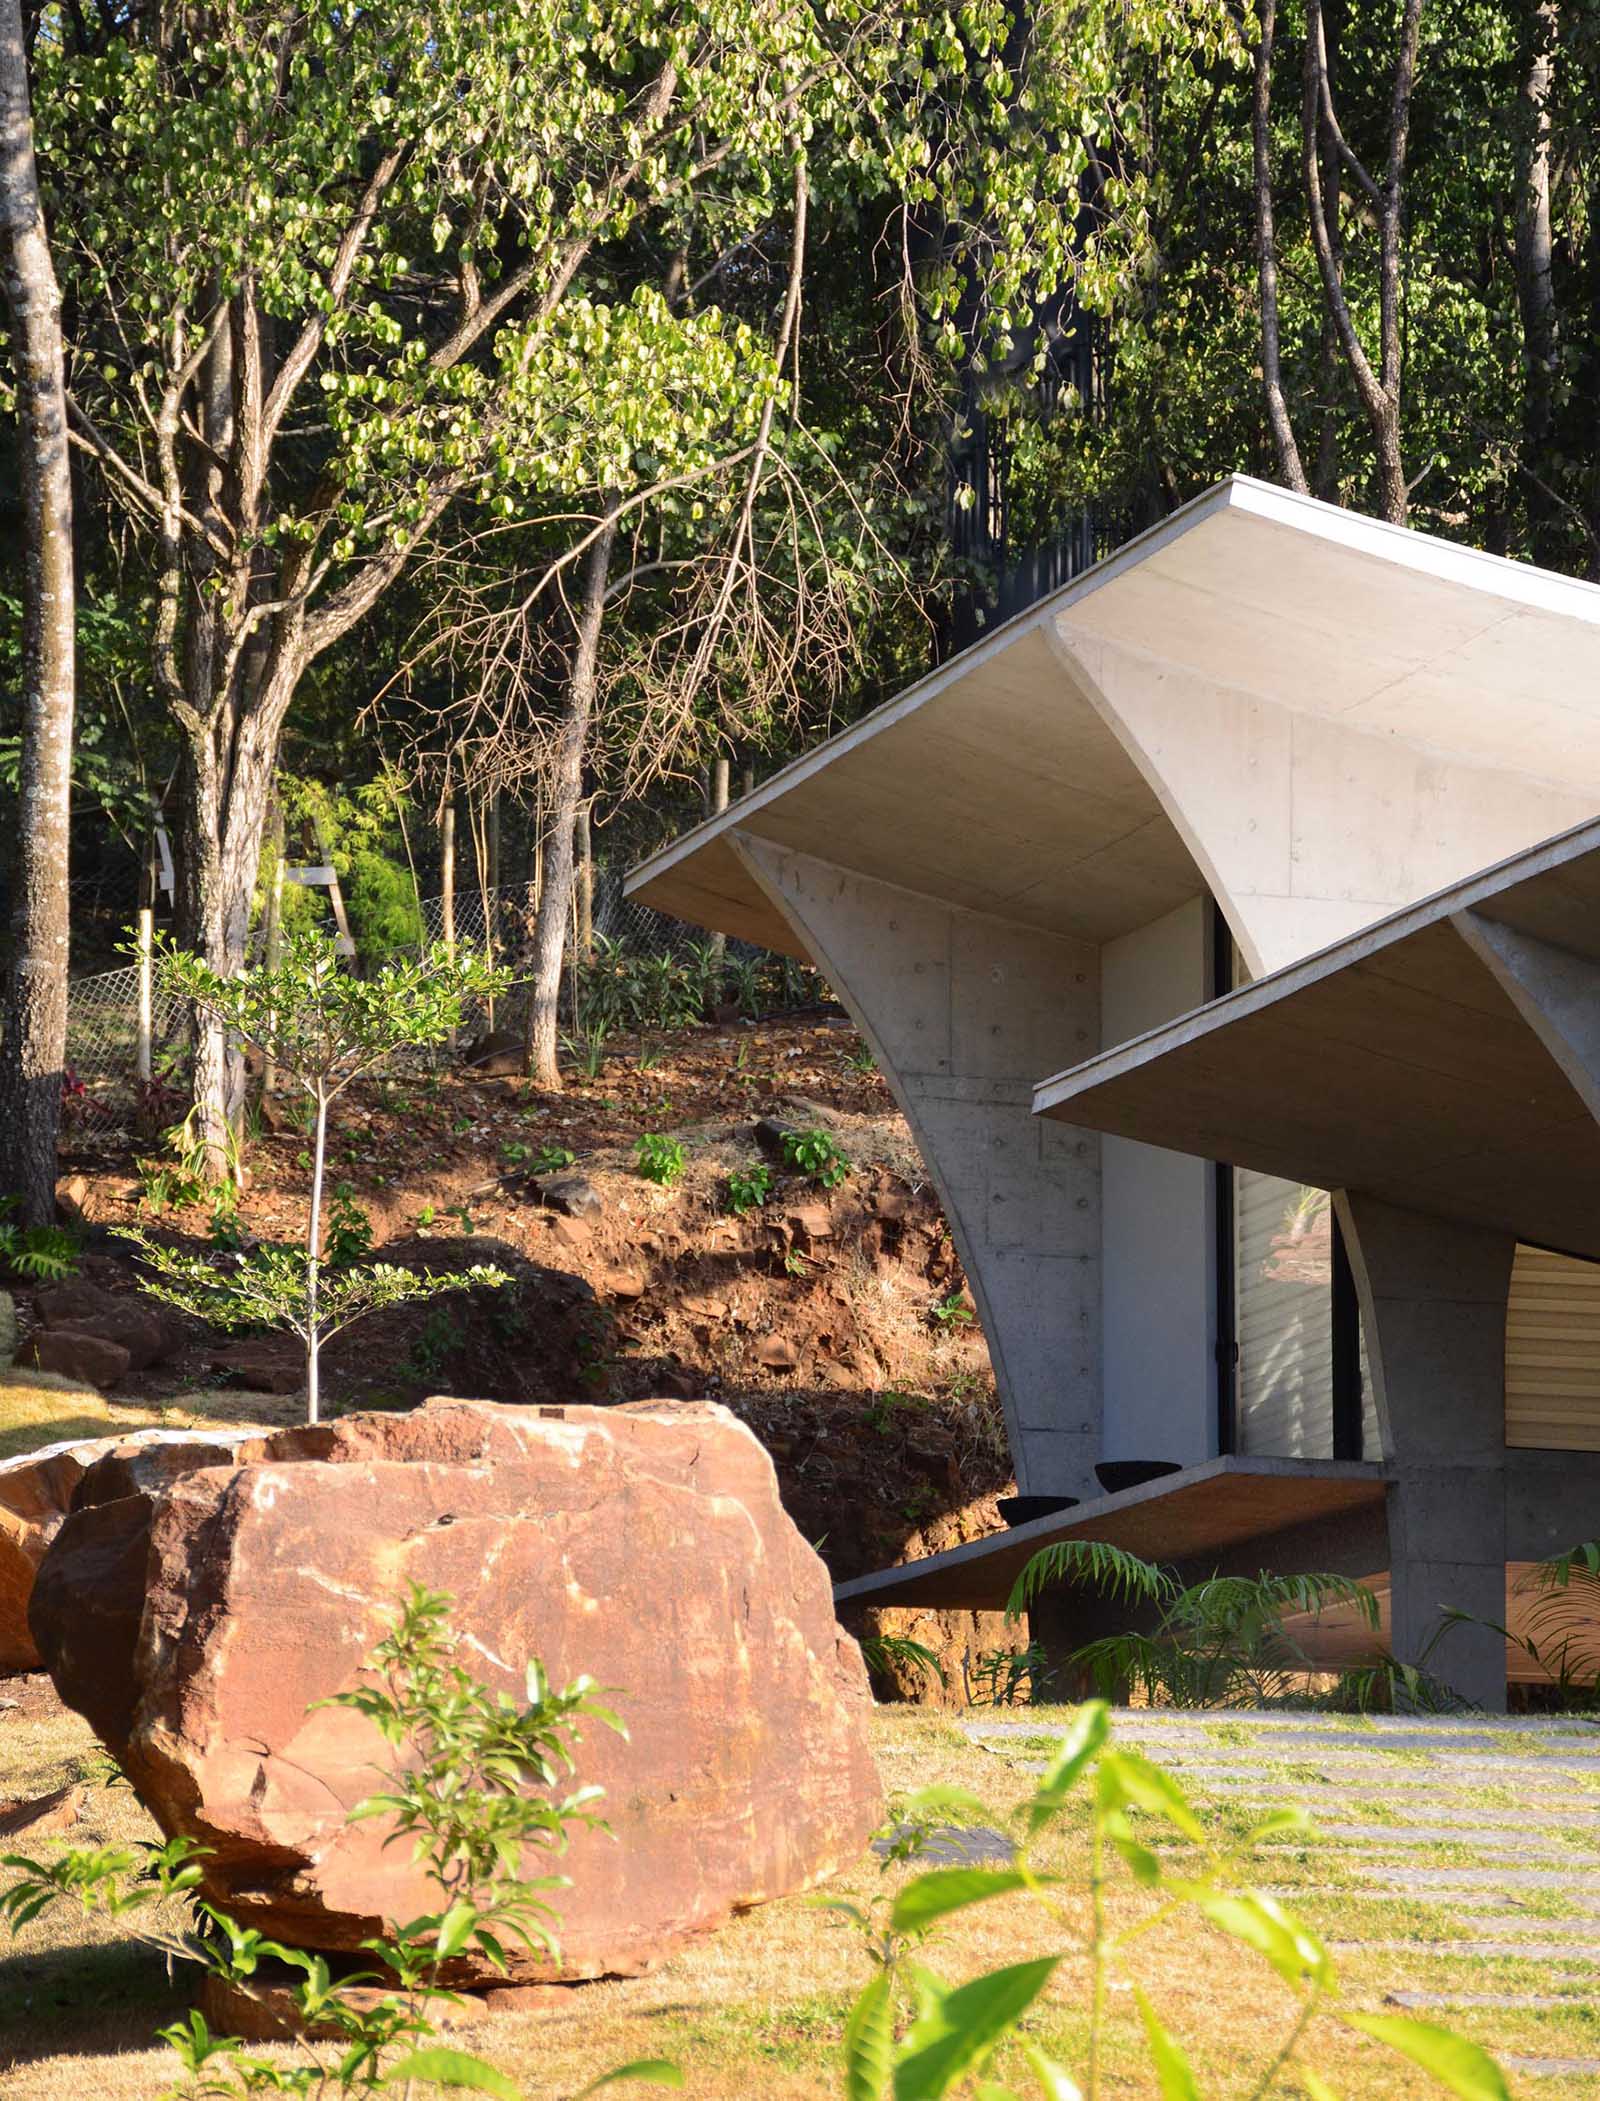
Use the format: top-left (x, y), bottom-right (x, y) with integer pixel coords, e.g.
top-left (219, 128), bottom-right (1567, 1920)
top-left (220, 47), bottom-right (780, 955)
top-left (1034, 815), bottom-right (1600, 1261)
top-left (628, 475), bottom-right (1600, 956)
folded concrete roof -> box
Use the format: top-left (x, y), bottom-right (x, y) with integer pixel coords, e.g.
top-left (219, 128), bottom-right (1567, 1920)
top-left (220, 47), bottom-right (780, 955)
top-left (628, 475), bottom-right (1600, 965)
top-left (1034, 816), bottom-right (1600, 1261)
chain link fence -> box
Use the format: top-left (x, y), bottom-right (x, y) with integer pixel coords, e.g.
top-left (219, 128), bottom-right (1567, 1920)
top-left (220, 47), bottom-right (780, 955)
top-left (60, 866), bottom-right (760, 1139)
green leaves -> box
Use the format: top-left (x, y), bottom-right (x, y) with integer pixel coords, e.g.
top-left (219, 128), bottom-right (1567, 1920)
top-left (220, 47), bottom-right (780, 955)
top-left (892, 1958), bottom-right (1060, 2100)
top-left (1342, 2014), bottom-right (1510, 2100)
top-left (889, 1868), bottom-right (1037, 1935)
top-left (1165, 1883), bottom-right (1329, 1989)
top-left (571, 2064), bottom-right (683, 2097)
top-left (843, 1969), bottom-right (897, 2101)
top-left (1135, 1992), bottom-right (1202, 2101)
top-left (385, 2047), bottom-right (522, 2097)
top-left (1025, 1700), bottom-right (1109, 1835)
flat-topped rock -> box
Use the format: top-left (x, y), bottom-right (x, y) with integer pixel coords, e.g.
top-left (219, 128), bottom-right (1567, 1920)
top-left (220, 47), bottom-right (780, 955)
top-left (29, 1398), bottom-right (881, 1984)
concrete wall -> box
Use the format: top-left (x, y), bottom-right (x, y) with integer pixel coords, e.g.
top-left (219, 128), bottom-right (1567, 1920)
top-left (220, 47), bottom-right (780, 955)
top-left (1059, 631), bottom-right (1600, 976)
top-left (728, 835), bottom-right (1105, 1497)
top-left (1099, 898), bottom-right (1217, 1467)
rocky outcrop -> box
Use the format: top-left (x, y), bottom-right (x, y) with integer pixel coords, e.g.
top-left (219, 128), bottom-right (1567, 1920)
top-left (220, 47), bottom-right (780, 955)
top-left (30, 1398), bottom-right (882, 1982)
top-left (0, 1427), bottom-right (259, 1669)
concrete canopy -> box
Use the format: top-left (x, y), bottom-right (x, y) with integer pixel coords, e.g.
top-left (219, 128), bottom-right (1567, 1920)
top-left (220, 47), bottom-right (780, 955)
top-left (627, 472), bottom-right (1600, 977)
top-left (1032, 815), bottom-right (1600, 1262)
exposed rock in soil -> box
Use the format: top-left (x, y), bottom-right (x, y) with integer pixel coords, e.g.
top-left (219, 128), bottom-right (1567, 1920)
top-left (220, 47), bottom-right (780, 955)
top-left (30, 1397), bottom-right (882, 1982)
top-left (538, 1175), bottom-right (603, 1219)
top-left (0, 1781), bottom-right (86, 1838)
top-left (17, 1327), bottom-right (131, 1390)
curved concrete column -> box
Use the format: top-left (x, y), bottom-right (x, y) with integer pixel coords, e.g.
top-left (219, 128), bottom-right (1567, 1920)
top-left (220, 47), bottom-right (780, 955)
top-left (1335, 1191), bottom-right (1515, 1708)
top-left (1050, 628), bottom-right (1598, 975)
top-left (728, 833), bottom-right (1102, 1496)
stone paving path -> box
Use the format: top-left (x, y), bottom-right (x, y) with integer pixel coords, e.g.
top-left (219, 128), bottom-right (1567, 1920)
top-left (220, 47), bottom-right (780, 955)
top-left (961, 1706), bottom-right (1600, 2086)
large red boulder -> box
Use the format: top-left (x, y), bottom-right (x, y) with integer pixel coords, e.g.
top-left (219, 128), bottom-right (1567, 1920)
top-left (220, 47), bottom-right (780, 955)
top-left (29, 1399), bottom-right (881, 1982)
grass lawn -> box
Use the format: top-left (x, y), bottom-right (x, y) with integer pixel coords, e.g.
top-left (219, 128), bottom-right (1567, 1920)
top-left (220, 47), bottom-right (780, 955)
top-left (1, 1688), bottom-right (1588, 2101)
top-left (0, 1366), bottom-right (299, 1463)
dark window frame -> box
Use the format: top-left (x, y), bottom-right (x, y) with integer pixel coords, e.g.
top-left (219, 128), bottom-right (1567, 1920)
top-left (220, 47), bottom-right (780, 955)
top-left (1209, 900), bottom-right (1363, 1460)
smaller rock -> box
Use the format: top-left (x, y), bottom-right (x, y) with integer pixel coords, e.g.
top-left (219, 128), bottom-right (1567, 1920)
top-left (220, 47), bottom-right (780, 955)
top-left (209, 1342), bottom-right (302, 1394)
top-left (539, 1175), bottom-right (603, 1220)
top-left (56, 1306), bottom-right (177, 1373)
top-left (681, 1293), bottom-right (728, 1324)
top-left (0, 1782), bottom-right (86, 1839)
top-left (756, 1335), bottom-right (800, 1371)
top-left (754, 1116), bottom-right (798, 1163)
top-left (35, 1278), bottom-right (118, 1328)
top-left (55, 1176), bottom-right (91, 1229)
top-left (200, 1971), bottom-right (471, 2044)
top-left (548, 1214), bottom-right (592, 1252)
top-left (788, 1204), bottom-right (833, 1243)
top-left (601, 1270), bottom-right (646, 1300)
top-left (19, 1327), bottom-right (130, 1390)
top-left (481, 1983), bottom-right (574, 2014)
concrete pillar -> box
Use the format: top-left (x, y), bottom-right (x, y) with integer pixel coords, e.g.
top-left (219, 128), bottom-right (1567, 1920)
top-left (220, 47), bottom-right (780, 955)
top-left (1335, 1192), bottom-right (1515, 1709)
top-left (728, 834), bottom-right (1102, 1497)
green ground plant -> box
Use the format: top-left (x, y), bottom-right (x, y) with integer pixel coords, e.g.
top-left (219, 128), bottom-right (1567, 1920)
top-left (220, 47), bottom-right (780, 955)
top-left (0, 1586), bottom-right (677, 2101)
top-left (1005, 1542), bottom-right (1427, 1711)
top-left (724, 1164), bottom-right (773, 1216)
top-left (836, 1701), bottom-right (1509, 2100)
top-left (634, 1133), bottom-right (686, 1186)
top-left (117, 928), bottom-right (512, 1424)
top-left (0, 1196), bottom-right (79, 1281)
top-left (783, 1128), bottom-right (850, 1190)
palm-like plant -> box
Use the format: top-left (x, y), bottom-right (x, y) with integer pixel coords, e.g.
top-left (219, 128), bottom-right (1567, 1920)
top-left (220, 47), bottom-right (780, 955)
top-left (1006, 1539), bottom-right (1390, 1709)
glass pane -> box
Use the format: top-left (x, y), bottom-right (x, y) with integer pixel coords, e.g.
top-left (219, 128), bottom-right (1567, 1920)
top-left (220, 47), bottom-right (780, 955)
top-left (1235, 1172), bottom-right (1334, 1457)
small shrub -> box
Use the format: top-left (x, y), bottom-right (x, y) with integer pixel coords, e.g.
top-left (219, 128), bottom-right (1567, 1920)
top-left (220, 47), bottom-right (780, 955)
top-left (1, 1586), bottom-right (680, 2101)
top-left (928, 1290), bottom-right (974, 1328)
top-left (561, 1023), bottom-right (610, 1080)
top-left (781, 1127), bottom-right (849, 1188)
top-left (724, 1163), bottom-right (772, 1216)
top-left (965, 1640), bottom-right (1053, 1706)
top-left (531, 1143), bottom-right (577, 1175)
top-left (836, 1701), bottom-right (1510, 2101)
top-left (0, 1199), bottom-right (79, 1282)
top-left (635, 1132), bottom-right (685, 1186)
top-left (325, 1184), bottom-right (374, 1268)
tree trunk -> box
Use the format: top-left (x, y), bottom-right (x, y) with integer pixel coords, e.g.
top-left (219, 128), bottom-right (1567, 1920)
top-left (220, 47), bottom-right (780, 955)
top-left (0, 0), bottom-right (75, 1227)
top-left (524, 508), bottom-right (618, 1086)
top-left (706, 756), bottom-right (729, 989)
top-left (175, 653), bottom-right (297, 1174)
top-left (1515, 0), bottom-right (1561, 559)
top-left (1252, 0), bottom-right (1308, 493)
top-left (575, 800), bottom-right (594, 962)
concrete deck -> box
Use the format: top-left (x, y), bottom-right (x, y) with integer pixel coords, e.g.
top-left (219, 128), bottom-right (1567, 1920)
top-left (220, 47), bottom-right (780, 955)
top-left (833, 1455), bottom-right (1388, 1611)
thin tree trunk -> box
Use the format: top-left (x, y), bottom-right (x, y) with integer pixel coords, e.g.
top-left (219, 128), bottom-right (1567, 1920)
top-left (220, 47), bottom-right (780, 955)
top-left (524, 507), bottom-right (618, 1086)
top-left (706, 756), bottom-right (729, 993)
top-left (0, 0), bottom-right (75, 1227)
top-left (1515, 0), bottom-right (1561, 557)
top-left (575, 800), bottom-right (594, 962)
top-left (304, 1079), bottom-right (327, 1425)
top-left (1253, 0), bottom-right (1308, 492)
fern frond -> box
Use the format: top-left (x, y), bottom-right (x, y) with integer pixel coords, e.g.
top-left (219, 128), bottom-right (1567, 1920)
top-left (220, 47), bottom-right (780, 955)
top-left (1005, 1539), bottom-right (1175, 1624)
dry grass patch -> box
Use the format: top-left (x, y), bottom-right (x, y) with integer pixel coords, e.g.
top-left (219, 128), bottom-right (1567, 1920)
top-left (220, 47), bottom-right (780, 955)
top-left (0, 1367), bottom-right (293, 1463)
top-left (0, 1696), bottom-right (1565, 2100)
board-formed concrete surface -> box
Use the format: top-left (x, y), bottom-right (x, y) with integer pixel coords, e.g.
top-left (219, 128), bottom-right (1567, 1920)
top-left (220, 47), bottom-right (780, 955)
top-left (965, 1706), bottom-right (1600, 2082)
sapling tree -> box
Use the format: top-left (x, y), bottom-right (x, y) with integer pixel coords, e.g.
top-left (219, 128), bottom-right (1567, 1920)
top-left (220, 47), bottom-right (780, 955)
top-left (117, 928), bottom-right (512, 1424)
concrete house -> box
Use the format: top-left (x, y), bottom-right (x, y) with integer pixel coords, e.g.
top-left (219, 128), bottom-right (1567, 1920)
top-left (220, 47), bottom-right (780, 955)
top-left (626, 475), bottom-right (1600, 1706)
